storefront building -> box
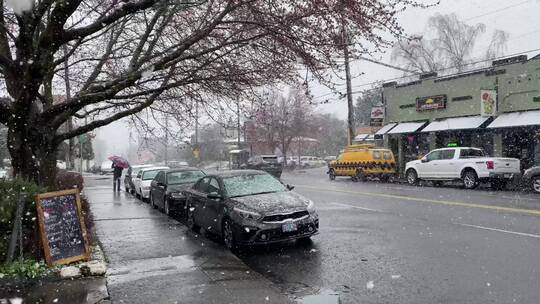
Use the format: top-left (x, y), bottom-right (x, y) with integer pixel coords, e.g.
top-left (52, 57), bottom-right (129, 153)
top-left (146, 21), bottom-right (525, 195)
top-left (379, 55), bottom-right (540, 174)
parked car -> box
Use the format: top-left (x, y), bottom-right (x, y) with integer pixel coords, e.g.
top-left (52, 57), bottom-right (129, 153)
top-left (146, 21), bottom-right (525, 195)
top-left (124, 164), bottom-right (154, 193)
top-left (183, 170), bottom-right (319, 251)
top-left (100, 160), bottom-right (114, 175)
top-left (244, 155), bottom-right (283, 178)
top-left (149, 168), bottom-right (206, 215)
top-left (327, 144), bottom-right (397, 182)
top-left (133, 166), bottom-right (169, 200)
top-left (405, 147), bottom-right (521, 190)
top-left (323, 156), bottom-right (337, 164)
top-left (522, 166), bottom-right (540, 193)
top-left (299, 156), bottom-right (327, 168)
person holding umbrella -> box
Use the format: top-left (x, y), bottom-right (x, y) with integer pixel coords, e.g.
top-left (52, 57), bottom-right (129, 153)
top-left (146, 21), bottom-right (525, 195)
top-left (109, 156), bottom-right (129, 192)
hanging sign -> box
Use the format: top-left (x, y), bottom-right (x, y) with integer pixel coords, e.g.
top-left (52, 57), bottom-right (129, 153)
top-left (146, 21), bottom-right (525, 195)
top-left (416, 95), bottom-right (447, 112)
top-left (370, 106), bottom-right (385, 126)
top-left (36, 189), bottom-right (90, 266)
top-left (480, 90), bottom-right (497, 117)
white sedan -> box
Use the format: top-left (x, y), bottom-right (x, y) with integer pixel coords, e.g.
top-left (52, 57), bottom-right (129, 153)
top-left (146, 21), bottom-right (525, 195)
top-left (133, 166), bottom-right (169, 200)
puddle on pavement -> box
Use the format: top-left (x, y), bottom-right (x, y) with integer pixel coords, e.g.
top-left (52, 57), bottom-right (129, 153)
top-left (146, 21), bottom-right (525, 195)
top-left (297, 289), bottom-right (341, 304)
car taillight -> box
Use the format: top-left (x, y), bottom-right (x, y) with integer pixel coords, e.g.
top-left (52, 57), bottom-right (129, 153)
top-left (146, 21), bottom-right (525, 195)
top-left (486, 161), bottom-right (494, 170)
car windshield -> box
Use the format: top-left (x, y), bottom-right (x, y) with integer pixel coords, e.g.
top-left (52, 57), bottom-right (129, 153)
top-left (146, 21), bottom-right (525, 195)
top-left (142, 170), bottom-right (162, 180)
top-left (167, 170), bottom-right (205, 184)
top-left (223, 173), bottom-right (286, 198)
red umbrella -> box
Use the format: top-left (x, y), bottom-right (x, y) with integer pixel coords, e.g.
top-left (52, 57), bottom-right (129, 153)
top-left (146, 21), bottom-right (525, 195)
top-left (108, 156), bottom-right (129, 168)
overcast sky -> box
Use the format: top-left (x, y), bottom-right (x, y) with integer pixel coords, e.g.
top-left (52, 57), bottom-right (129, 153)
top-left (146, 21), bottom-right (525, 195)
top-left (96, 0), bottom-right (540, 158)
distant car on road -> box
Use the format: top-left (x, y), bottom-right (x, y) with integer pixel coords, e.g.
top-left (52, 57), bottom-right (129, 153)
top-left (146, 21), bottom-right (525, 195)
top-left (124, 164), bottom-right (154, 193)
top-left (133, 166), bottom-right (169, 200)
top-left (244, 155), bottom-right (283, 178)
top-left (522, 165), bottom-right (540, 193)
top-left (183, 170), bottom-right (319, 251)
top-left (149, 168), bottom-right (206, 215)
top-left (405, 147), bottom-right (520, 190)
top-left (100, 160), bottom-right (114, 175)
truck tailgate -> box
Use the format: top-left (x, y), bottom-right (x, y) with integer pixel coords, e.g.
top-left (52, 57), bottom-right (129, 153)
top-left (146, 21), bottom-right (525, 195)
top-left (493, 158), bottom-right (520, 173)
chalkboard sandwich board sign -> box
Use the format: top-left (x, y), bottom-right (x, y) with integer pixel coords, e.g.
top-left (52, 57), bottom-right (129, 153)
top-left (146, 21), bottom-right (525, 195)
top-left (36, 189), bottom-right (91, 266)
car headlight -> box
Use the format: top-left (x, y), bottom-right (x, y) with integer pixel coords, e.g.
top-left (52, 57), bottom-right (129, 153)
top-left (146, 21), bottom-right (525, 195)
top-left (233, 207), bottom-right (262, 220)
top-left (306, 200), bottom-right (316, 214)
top-left (170, 192), bottom-right (184, 199)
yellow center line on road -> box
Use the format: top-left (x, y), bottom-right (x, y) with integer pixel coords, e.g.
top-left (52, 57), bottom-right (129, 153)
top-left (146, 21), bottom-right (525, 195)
top-left (296, 185), bottom-right (540, 217)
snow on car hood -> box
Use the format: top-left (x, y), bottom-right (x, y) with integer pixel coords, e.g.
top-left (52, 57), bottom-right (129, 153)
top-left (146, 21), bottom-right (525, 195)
top-left (231, 191), bottom-right (309, 214)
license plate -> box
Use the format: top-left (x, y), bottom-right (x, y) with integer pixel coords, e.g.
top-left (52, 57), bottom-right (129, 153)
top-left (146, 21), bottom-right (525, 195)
top-left (504, 174), bottom-right (511, 178)
top-left (282, 222), bottom-right (298, 232)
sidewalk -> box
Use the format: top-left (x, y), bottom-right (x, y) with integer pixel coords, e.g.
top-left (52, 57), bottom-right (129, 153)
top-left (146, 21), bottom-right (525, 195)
top-left (84, 183), bottom-right (293, 304)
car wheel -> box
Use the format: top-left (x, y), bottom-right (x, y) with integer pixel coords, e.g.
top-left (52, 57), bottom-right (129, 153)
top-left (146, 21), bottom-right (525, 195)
top-left (406, 169), bottom-right (418, 185)
top-left (222, 218), bottom-right (236, 251)
top-left (462, 170), bottom-right (479, 189)
top-left (379, 175), bottom-right (390, 183)
top-left (186, 202), bottom-right (200, 233)
top-left (328, 169), bottom-right (336, 181)
top-left (532, 176), bottom-right (540, 194)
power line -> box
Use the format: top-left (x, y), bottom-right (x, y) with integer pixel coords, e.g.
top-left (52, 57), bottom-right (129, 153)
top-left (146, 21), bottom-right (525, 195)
top-left (463, 0), bottom-right (532, 22)
top-left (311, 47), bottom-right (540, 101)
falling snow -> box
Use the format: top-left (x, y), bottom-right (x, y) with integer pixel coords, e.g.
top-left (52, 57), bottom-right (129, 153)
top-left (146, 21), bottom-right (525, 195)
top-left (366, 281), bottom-right (374, 290)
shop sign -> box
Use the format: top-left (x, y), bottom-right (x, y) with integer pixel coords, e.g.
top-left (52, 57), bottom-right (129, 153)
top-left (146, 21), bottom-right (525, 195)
top-left (370, 106), bottom-right (384, 126)
top-left (480, 90), bottom-right (497, 117)
top-left (416, 95), bottom-right (447, 112)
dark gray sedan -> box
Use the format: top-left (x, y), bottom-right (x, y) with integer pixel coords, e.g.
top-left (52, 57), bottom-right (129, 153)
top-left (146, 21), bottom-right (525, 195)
top-left (183, 170), bottom-right (319, 250)
top-left (149, 168), bottom-right (206, 215)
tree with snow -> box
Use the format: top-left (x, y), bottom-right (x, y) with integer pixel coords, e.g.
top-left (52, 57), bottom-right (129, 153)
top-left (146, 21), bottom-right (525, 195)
top-left (0, 0), bottom-right (427, 187)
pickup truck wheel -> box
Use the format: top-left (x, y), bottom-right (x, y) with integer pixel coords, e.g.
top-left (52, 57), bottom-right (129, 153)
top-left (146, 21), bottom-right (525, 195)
top-left (532, 176), bottom-right (540, 194)
top-left (462, 170), bottom-right (479, 189)
top-left (329, 169), bottom-right (336, 181)
top-left (406, 169), bottom-right (418, 185)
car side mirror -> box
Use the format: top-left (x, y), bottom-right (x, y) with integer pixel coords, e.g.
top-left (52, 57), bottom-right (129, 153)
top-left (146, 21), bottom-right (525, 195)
top-left (286, 184), bottom-right (295, 191)
top-left (421, 157), bottom-right (428, 163)
top-left (207, 192), bottom-right (222, 200)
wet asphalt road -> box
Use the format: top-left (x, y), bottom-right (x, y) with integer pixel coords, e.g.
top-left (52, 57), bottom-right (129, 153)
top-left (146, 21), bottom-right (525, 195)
top-left (238, 168), bottom-right (540, 304)
top-left (86, 169), bottom-right (540, 304)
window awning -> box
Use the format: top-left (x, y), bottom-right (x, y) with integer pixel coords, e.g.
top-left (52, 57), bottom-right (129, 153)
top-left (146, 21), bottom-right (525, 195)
top-left (487, 110), bottom-right (540, 128)
top-left (422, 116), bottom-right (489, 132)
top-left (387, 122), bottom-right (427, 134)
top-left (375, 123), bottom-right (398, 135)
top-left (354, 134), bottom-right (369, 141)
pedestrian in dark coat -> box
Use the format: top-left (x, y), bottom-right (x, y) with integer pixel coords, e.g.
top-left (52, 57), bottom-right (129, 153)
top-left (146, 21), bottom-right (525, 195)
top-left (112, 162), bottom-right (124, 191)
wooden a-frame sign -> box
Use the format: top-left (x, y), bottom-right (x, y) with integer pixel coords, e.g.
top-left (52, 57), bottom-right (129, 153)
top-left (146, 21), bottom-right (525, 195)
top-left (35, 189), bottom-right (91, 266)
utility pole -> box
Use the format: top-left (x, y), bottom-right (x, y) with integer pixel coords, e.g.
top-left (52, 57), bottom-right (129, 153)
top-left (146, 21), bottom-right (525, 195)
top-left (341, 8), bottom-right (355, 146)
top-left (164, 114), bottom-right (168, 164)
top-left (237, 99), bottom-right (241, 147)
top-left (195, 101), bottom-right (199, 145)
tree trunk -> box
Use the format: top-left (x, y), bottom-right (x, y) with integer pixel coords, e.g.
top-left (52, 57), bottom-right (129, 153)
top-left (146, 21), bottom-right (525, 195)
top-left (8, 125), bottom-right (58, 189)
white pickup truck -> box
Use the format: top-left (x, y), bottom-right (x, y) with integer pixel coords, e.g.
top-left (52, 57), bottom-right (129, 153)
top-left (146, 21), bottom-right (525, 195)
top-left (405, 147), bottom-right (520, 190)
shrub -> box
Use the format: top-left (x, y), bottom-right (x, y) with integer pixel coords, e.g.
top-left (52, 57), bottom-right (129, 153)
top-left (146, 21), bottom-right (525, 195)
top-left (0, 179), bottom-right (44, 261)
top-left (54, 169), bottom-right (84, 192)
top-left (0, 259), bottom-right (50, 279)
